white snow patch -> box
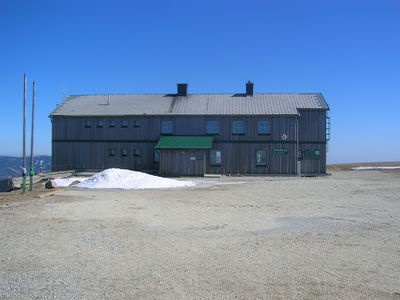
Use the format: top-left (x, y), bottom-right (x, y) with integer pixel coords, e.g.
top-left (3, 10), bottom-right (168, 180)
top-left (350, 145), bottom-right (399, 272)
top-left (54, 177), bottom-right (87, 187)
top-left (69, 168), bottom-right (196, 190)
top-left (352, 166), bottom-right (400, 170)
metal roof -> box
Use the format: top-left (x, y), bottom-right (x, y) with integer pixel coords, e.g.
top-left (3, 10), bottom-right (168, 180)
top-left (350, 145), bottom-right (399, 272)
top-left (155, 136), bottom-right (214, 149)
top-left (50, 93), bottom-right (329, 116)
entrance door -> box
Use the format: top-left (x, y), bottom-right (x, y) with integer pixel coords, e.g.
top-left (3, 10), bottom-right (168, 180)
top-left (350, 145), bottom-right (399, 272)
top-left (159, 149), bottom-right (205, 176)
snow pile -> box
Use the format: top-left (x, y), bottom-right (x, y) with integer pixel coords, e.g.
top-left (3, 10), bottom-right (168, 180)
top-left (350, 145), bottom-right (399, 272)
top-left (58, 168), bottom-right (196, 190)
top-left (352, 166), bottom-right (400, 170)
top-left (54, 177), bottom-right (87, 187)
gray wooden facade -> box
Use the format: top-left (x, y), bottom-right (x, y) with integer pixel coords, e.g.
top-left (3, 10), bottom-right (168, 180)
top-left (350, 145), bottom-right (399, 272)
top-left (51, 111), bottom-right (327, 175)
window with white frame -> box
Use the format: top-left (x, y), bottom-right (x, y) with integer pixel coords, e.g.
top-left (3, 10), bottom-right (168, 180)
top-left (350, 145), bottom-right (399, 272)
top-left (121, 149), bottom-right (128, 157)
top-left (109, 148), bottom-right (116, 156)
top-left (161, 121), bottom-right (173, 134)
top-left (210, 150), bottom-right (222, 165)
top-left (256, 150), bottom-right (267, 166)
top-left (84, 120), bottom-right (92, 128)
top-left (206, 121), bottom-right (219, 134)
top-left (232, 121), bottom-right (245, 134)
top-left (154, 149), bottom-right (160, 163)
top-left (258, 121), bottom-right (270, 134)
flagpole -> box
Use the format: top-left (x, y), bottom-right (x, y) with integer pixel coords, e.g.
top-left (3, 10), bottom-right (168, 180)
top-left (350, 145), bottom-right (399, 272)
top-left (21, 74), bottom-right (27, 194)
top-left (29, 81), bottom-right (36, 191)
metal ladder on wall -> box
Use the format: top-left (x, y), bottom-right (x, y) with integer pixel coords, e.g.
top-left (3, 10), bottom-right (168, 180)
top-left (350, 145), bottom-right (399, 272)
top-left (326, 112), bottom-right (331, 152)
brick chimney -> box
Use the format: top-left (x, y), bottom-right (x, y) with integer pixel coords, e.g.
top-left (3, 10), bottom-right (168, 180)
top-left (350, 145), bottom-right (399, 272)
top-left (177, 83), bottom-right (188, 96)
top-left (246, 81), bottom-right (254, 96)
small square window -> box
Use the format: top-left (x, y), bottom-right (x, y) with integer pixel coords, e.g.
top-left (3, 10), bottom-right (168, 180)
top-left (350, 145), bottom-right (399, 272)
top-left (121, 120), bottom-right (129, 127)
top-left (134, 120), bottom-right (141, 128)
top-left (258, 121), bottom-right (270, 135)
top-left (161, 121), bottom-right (173, 134)
top-left (84, 120), bottom-right (92, 128)
top-left (97, 120), bottom-right (104, 128)
top-left (232, 121), bottom-right (245, 135)
top-left (207, 121), bottom-right (219, 134)
top-left (210, 150), bottom-right (222, 165)
top-left (256, 150), bottom-right (267, 166)
top-left (109, 149), bottom-right (116, 156)
top-left (121, 149), bottom-right (128, 157)
top-left (314, 149), bottom-right (320, 157)
top-left (109, 120), bottom-right (116, 128)
top-left (134, 149), bottom-right (141, 156)
top-left (154, 149), bottom-right (160, 163)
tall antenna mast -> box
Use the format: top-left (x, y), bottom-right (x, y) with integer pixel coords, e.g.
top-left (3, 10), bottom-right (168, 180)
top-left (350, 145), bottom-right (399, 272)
top-left (21, 74), bottom-right (27, 194)
top-left (29, 81), bottom-right (36, 191)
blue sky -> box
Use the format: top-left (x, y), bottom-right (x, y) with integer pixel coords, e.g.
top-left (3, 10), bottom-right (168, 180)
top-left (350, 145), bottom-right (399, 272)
top-left (1, 0), bottom-right (399, 163)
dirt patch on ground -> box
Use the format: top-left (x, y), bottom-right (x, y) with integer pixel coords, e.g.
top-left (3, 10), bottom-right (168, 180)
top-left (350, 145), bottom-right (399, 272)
top-left (1, 170), bottom-right (399, 299)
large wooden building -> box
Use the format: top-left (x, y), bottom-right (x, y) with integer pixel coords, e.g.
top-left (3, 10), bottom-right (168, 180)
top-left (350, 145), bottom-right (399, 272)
top-left (50, 82), bottom-right (330, 176)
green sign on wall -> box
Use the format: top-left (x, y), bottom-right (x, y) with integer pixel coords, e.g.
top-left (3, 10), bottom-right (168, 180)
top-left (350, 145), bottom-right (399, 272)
top-left (273, 148), bottom-right (288, 155)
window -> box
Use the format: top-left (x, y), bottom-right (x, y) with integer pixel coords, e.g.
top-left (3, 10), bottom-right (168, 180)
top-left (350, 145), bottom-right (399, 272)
top-left (121, 149), bottom-right (128, 157)
top-left (304, 149), bottom-right (320, 160)
top-left (84, 120), bottom-right (92, 128)
top-left (297, 150), bottom-right (304, 160)
top-left (256, 150), bottom-right (267, 166)
top-left (161, 121), bottom-right (173, 134)
top-left (210, 150), bottom-right (222, 165)
top-left (207, 121), bottom-right (219, 134)
top-left (134, 120), bottom-right (141, 128)
top-left (134, 149), bottom-right (141, 157)
top-left (97, 120), bottom-right (104, 128)
top-left (258, 121), bottom-right (270, 135)
top-left (232, 121), bottom-right (245, 134)
top-left (109, 120), bottom-right (116, 128)
top-left (273, 148), bottom-right (288, 155)
top-left (109, 149), bottom-right (116, 156)
top-left (121, 120), bottom-right (129, 128)
top-left (154, 149), bottom-right (160, 163)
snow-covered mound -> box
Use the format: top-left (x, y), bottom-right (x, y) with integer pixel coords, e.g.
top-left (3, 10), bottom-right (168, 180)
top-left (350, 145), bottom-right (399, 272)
top-left (54, 177), bottom-right (87, 187)
top-left (352, 166), bottom-right (400, 170)
top-left (64, 168), bottom-right (196, 190)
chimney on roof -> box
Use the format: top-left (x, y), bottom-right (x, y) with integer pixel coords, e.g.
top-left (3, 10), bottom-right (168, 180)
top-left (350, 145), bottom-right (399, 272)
top-left (246, 81), bottom-right (254, 96)
top-left (177, 83), bottom-right (188, 96)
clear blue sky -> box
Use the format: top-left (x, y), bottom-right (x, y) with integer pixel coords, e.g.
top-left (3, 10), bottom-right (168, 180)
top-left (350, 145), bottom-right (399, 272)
top-left (1, 0), bottom-right (399, 163)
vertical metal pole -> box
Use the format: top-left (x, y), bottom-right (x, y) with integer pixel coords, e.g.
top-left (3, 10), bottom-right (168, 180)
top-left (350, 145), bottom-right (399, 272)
top-left (29, 82), bottom-right (36, 191)
top-left (296, 115), bottom-right (300, 177)
top-left (21, 74), bottom-right (27, 194)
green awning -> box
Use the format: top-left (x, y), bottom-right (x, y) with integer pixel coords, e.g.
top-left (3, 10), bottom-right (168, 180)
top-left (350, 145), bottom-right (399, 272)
top-left (155, 136), bottom-right (213, 149)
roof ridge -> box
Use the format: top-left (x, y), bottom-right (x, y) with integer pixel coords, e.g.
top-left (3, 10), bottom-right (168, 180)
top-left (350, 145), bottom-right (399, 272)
top-left (69, 92), bottom-right (323, 96)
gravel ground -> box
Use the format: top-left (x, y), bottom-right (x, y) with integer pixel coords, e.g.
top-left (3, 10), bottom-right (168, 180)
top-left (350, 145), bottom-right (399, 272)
top-left (0, 169), bottom-right (399, 299)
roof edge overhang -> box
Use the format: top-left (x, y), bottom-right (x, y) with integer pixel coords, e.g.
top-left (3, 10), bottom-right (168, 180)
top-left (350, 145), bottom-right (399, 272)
top-left (49, 111), bottom-right (326, 118)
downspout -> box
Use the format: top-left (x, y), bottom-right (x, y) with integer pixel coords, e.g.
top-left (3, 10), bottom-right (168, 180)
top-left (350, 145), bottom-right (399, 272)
top-left (296, 114), bottom-right (300, 177)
